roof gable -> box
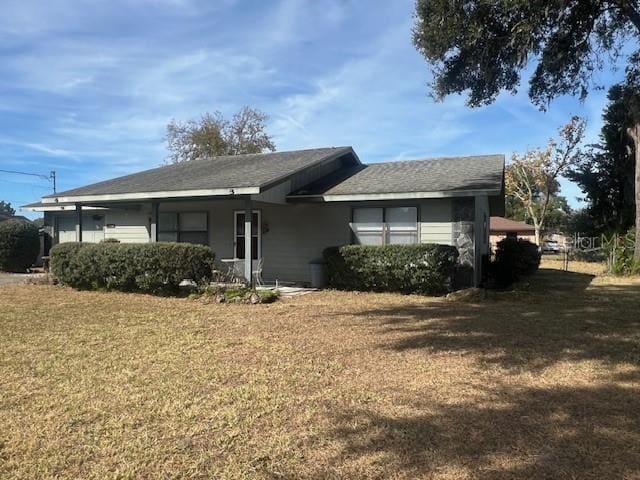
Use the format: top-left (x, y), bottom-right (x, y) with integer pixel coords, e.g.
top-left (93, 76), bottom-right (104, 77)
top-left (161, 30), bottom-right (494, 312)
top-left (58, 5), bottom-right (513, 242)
top-left (288, 154), bottom-right (505, 200)
top-left (44, 147), bottom-right (357, 201)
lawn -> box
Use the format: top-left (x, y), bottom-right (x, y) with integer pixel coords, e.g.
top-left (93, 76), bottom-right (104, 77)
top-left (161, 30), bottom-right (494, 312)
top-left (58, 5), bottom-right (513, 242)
top-left (1, 264), bottom-right (640, 479)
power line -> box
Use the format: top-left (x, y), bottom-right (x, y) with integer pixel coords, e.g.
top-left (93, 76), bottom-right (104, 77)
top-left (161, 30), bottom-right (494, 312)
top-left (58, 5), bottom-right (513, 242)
top-left (0, 169), bottom-right (56, 193)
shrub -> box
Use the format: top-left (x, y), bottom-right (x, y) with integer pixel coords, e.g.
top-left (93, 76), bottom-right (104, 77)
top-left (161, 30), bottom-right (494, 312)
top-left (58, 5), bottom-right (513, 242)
top-left (50, 242), bottom-right (215, 294)
top-left (603, 230), bottom-right (640, 275)
top-left (490, 238), bottom-right (541, 287)
top-left (323, 244), bottom-right (459, 295)
top-left (0, 219), bottom-right (40, 272)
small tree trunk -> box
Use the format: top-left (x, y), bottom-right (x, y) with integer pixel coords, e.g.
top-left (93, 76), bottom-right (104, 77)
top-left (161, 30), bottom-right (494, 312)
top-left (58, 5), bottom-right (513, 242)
top-left (628, 123), bottom-right (640, 260)
top-left (534, 223), bottom-right (542, 247)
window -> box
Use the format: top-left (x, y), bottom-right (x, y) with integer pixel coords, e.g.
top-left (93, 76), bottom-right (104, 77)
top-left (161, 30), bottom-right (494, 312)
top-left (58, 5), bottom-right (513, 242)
top-left (234, 211), bottom-right (260, 259)
top-left (351, 207), bottom-right (418, 245)
top-left (158, 212), bottom-right (208, 245)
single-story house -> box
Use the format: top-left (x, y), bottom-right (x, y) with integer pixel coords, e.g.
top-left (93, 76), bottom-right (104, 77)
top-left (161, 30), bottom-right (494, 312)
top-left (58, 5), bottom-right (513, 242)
top-left (0, 213), bottom-right (31, 223)
top-left (23, 147), bottom-right (505, 286)
top-left (489, 216), bottom-right (536, 249)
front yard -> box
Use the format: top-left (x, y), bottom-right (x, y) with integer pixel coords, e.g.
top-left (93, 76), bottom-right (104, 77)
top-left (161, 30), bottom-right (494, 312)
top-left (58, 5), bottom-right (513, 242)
top-left (2, 263), bottom-right (640, 479)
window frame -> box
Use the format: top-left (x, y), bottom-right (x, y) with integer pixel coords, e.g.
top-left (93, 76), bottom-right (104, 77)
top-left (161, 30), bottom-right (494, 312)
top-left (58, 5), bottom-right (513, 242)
top-left (233, 210), bottom-right (262, 260)
top-left (158, 211), bottom-right (209, 245)
top-left (350, 205), bottom-right (420, 246)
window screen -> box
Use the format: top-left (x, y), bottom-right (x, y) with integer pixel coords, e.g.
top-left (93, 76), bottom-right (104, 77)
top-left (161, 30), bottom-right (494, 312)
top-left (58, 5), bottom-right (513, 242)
top-left (351, 208), bottom-right (384, 246)
top-left (159, 212), bottom-right (208, 245)
top-left (351, 207), bottom-right (418, 245)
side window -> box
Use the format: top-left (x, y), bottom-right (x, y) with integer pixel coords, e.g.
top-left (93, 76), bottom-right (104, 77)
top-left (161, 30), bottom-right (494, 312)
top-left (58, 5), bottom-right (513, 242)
top-left (158, 212), bottom-right (208, 245)
top-left (351, 208), bottom-right (384, 245)
top-left (386, 207), bottom-right (418, 244)
top-left (351, 207), bottom-right (418, 245)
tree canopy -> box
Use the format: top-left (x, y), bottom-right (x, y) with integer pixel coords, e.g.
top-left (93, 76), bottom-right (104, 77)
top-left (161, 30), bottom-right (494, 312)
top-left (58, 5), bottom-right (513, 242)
top-left (505, 117), bottom-right (585, 245)
top-left (413, 0), bottom-right (640, 109)
top-left (569, 83), bottom-right (636, 234)
top-left (166, 106), bottom-right (275, 163)
top-left (0, 201), bottom-right (15, 216)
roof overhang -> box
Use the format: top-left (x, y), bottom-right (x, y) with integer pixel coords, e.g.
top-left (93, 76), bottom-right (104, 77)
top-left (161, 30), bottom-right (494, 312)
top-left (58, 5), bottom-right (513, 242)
top-left (287, 188), bottom-right (503, 202)
top-left (39, 187), bottom-right (260, 206)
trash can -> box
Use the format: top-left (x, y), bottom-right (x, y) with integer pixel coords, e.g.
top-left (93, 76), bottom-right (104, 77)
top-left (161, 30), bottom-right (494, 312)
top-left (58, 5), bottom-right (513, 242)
top-left (309, 258), bottom-right (327, 288)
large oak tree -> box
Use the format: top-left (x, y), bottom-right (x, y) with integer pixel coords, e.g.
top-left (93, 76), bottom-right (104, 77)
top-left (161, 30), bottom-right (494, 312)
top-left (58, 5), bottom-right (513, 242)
top-left (413, 0), bottom-right (640, 257)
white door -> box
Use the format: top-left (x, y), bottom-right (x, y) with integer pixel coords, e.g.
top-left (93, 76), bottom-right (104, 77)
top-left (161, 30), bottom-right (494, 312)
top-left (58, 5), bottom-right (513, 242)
top-left (233, 210), bottom-right (261, 273)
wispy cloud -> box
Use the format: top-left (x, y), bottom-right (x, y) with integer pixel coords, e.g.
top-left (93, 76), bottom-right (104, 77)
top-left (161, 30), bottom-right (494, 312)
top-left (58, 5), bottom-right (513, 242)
top-left (0, 0), bottom-right (622, 215)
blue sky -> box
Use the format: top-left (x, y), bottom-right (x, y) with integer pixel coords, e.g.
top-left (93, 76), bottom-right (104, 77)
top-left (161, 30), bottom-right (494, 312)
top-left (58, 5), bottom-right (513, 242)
top-left (0, 0), bottom-right (626, 218)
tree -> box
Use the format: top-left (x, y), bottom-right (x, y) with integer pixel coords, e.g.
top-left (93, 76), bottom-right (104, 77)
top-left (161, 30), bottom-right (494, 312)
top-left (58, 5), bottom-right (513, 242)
top-left (505, 181), bottom-right (572, 235)
top-left (0, 201), bottom-right (15, 216)
top-left (166, 106), bottom-right (275, 163)
top-left (413, 0), bottom-right (640, 257)
top-left (505, 117), bottom-right (585, 245)
top-left (569, 83), bottom-right (636, 234)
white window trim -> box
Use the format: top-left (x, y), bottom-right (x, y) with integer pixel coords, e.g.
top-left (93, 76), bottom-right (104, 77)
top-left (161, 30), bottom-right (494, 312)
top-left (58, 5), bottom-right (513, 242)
top-left (233, 210), bottom-right (262, 260)
top-left (351, 206), bottom-right (420, 245)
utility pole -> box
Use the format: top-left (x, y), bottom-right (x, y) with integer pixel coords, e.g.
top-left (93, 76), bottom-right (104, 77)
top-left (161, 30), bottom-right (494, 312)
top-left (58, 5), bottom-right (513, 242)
top-left (0, 168), bottom-right (57, 193)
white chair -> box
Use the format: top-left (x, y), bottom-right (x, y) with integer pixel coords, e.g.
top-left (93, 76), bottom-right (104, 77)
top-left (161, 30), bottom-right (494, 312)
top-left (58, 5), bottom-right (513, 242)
top-left (252, 257), bottom-right (264, 286)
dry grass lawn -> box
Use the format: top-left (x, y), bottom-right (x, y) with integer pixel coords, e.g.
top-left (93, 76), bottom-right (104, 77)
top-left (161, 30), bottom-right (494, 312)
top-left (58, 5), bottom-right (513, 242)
top-left (2, 263), bottom-right (640, 479)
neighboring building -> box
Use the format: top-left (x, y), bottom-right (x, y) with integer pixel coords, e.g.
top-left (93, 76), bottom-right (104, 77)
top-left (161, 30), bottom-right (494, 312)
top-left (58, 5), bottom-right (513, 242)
top-left (23, 147), bottom-right (505, 286)
top-left (0, 213), bottom-right (31, 223)
top-left (489, 216), bottom-right (536, 249)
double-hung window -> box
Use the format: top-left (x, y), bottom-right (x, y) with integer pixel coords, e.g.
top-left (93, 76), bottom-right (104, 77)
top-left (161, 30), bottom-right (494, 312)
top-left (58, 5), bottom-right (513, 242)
top-left (351, 207), bottom-right (418, 245)
top-left (158, 212), bottom-right (208, 245)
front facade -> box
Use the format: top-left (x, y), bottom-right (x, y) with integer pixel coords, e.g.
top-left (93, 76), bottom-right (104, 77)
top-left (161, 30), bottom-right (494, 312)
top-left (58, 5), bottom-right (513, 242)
top-left (24, 147), bottom-right (505, 286)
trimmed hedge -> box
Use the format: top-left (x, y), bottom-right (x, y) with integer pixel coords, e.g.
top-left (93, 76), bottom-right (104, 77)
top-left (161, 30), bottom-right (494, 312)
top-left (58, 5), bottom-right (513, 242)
top-left (490, 238), bottom-right (541, 287)
top-left (50, 242), bottom-right (215, 294)
top-left (0, 219), bottom-right (40, 272)
top-left (323, 244), bottom-right (459, 295)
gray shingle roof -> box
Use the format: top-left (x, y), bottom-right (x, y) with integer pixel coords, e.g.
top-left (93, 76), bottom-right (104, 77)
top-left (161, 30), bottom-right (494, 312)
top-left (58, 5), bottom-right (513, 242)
top-left (289, 154), bottom-right (504, 197)
top-left (44, 147), bottom-right (355, 198)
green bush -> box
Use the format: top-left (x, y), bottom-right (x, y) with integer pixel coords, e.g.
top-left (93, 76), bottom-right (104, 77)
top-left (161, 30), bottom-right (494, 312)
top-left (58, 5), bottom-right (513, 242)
top-left (603, 230), bottom-right (640, 275)
top-left (490, 238), bottom-right (541, 287)
top-left (323, 244), bottom-right (459, 295)
top-left (0, 219), bottom-right (40, 272)
top-left (50, 242), bottom-right (215, 294)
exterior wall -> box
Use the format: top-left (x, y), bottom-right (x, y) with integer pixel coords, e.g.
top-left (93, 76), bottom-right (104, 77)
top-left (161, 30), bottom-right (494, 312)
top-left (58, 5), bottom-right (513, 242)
top-left (47, 196), bottom-right (469, 285)
top-left (158, 199), bottom-right (351, 283)
top-left (419, 198), bottom-right (454, 245)
top-left (104, 208), bottom-right (150, 243)
top-left (474, 195), bottom-right (490, 286)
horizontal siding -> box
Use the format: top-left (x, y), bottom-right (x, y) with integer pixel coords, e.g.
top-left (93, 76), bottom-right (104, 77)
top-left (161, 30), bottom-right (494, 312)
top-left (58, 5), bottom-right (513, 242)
top-left (104, 210), bottom-right (150, 243)
top-left (420, 198), bottom-right (453, 245)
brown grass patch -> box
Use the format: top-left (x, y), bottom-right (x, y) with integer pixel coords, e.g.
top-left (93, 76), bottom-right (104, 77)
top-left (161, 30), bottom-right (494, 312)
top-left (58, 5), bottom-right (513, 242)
top-left (2, 264), bottom-right (640, 479)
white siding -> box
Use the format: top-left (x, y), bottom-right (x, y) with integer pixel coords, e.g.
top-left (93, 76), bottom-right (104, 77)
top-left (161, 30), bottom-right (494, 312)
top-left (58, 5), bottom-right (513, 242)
top-left (55, 214), bottom-right (105, 243)
top-left (419, 198), bottom-right (454, 245)
top-left (104, 210), bottom-right (150, 243)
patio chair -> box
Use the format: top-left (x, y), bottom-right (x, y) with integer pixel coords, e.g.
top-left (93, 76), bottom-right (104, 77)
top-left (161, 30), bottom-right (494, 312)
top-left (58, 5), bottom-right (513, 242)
top-left (253, 257), bottom-right (264, 286)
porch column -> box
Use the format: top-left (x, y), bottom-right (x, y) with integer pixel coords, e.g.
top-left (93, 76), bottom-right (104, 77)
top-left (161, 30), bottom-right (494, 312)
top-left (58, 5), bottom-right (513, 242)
top-left (150, 201), bottom-right (159, 242)
top-left (244, 197), bottom-right (253, 286)
top-left (75, 203), bottom-right (83, 242)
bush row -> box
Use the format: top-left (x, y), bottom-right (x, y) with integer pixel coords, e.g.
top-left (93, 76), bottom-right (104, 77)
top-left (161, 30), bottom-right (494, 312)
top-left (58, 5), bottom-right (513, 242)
top-left (0, 219), bottom-right (40, 272)
top-left (490, 237), bottom-right (541, 287)
top-left (50, 242), bottom-right (215, 294)
top-left (323, 244), bottom-right (459, 295)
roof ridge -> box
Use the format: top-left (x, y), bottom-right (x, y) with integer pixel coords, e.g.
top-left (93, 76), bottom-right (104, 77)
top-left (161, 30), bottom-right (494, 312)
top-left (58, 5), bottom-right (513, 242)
top-left (365, 154), bottom-right (505, 166)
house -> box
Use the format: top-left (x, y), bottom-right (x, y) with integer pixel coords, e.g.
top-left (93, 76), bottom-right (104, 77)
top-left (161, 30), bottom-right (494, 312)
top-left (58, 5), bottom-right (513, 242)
top-left (23, 147), bottom-right (505, 286)
top-left (489, 216), bottom-right (536, 249)
top-left (0, 213), bottom-right (31, 223)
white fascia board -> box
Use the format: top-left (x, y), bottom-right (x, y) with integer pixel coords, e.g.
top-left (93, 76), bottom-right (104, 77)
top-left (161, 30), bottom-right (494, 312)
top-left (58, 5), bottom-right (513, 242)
top-left (22, 205), bottom-right (107, 212)
top-left (289, 189), bottom-right (501, 202)
top-left (41, 187), bottom-right (260, 204)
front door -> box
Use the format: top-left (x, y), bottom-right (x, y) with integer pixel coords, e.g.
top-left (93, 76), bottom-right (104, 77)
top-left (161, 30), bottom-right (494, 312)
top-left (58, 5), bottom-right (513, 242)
top-left (233, 210), bottom-right (261, 271)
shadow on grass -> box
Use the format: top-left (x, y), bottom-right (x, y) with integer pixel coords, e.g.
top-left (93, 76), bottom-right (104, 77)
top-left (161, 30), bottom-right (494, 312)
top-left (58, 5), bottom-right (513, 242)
top-left (301, 382), bottom-right (640, 479)
top-left (358, 269), bottom-right (640, 371)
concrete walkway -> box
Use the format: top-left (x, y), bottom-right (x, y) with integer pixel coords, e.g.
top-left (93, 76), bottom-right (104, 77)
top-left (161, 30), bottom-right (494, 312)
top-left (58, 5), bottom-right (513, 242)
top-left (0, 272), bottom-right (45, 285)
